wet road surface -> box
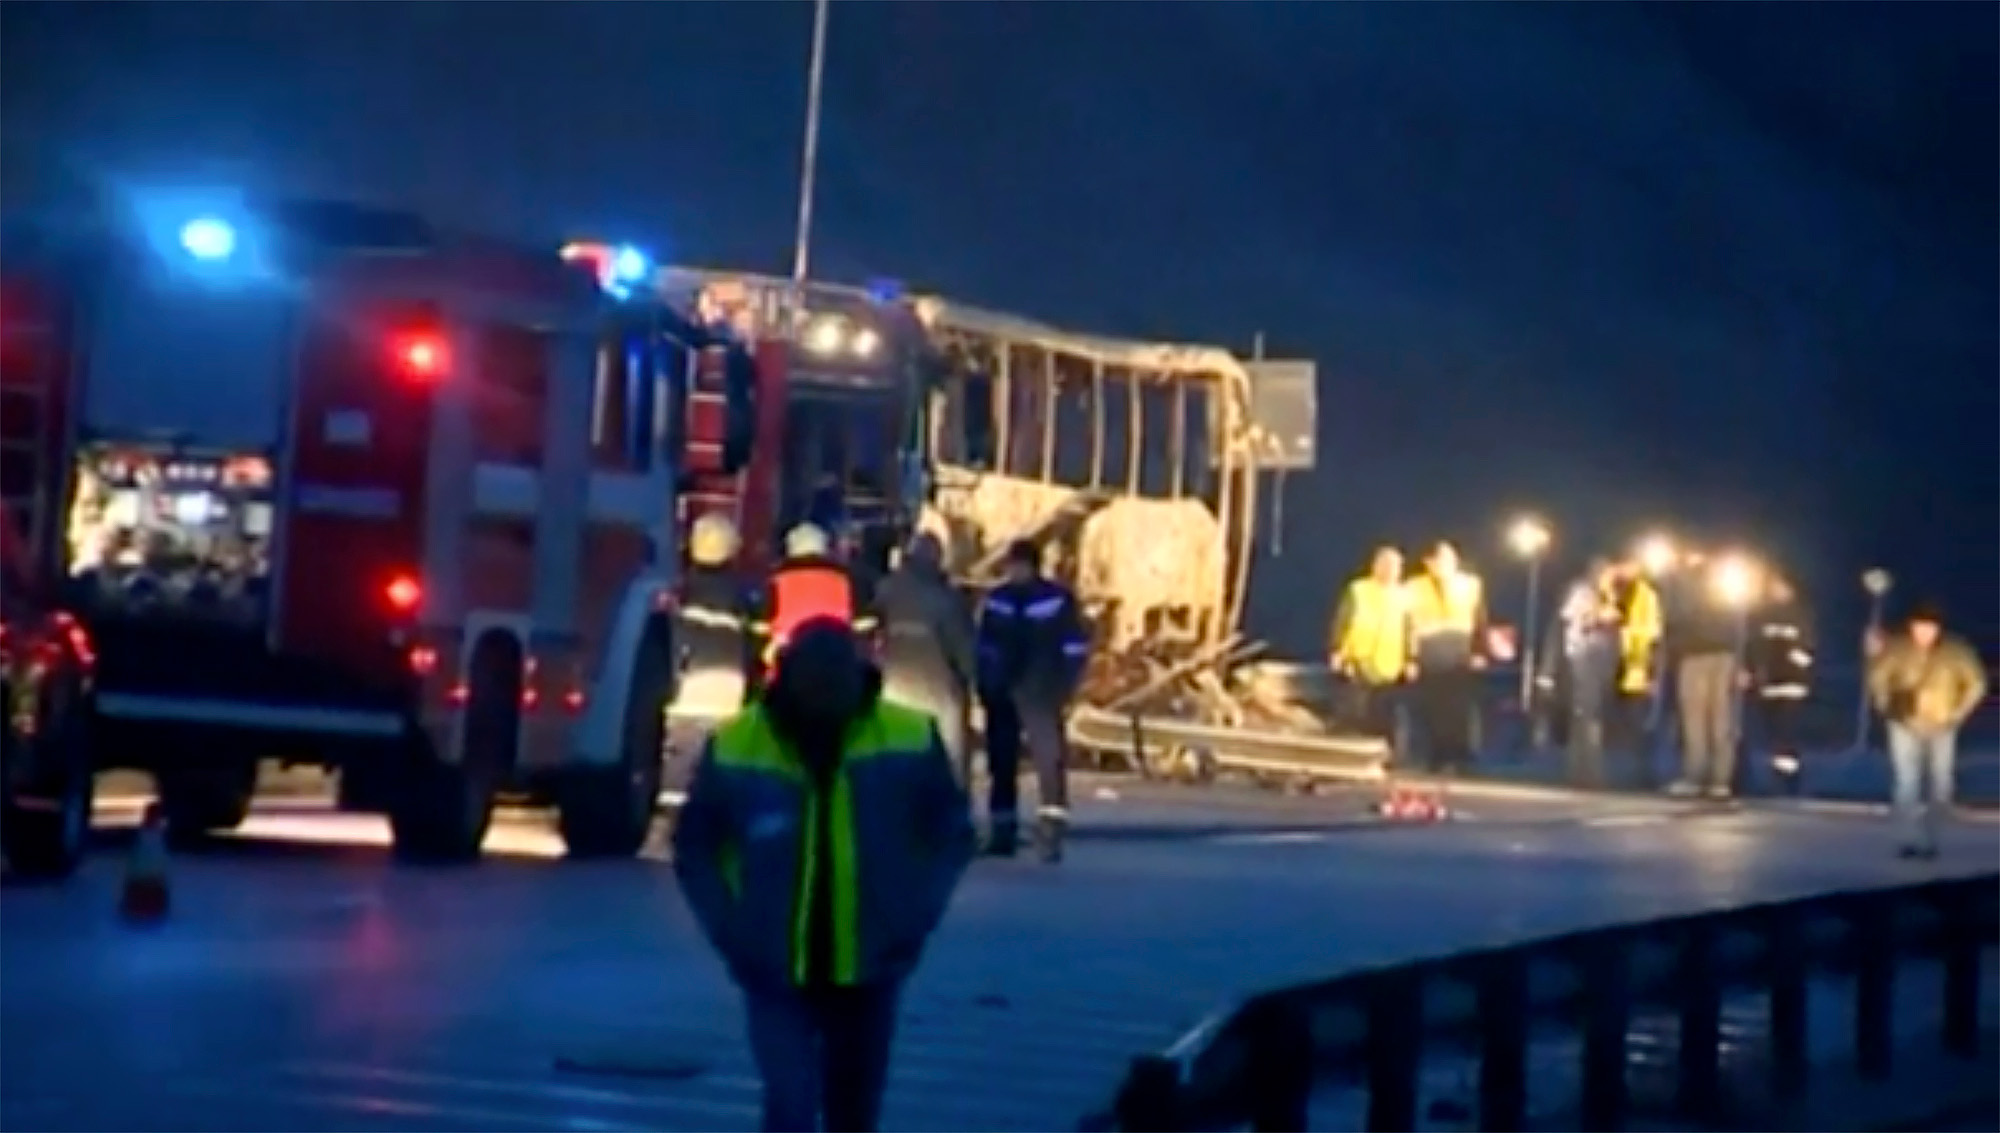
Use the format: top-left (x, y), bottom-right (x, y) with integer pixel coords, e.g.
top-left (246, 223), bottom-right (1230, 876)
top-left (4, 783), bottom-right (1994, 1131)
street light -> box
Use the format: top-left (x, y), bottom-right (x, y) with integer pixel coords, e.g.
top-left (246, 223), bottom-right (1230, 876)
top-left (1634, 533), bottom-right (1677, 576)
top-left (1708, 552), bottom-right (1762, 610)
top-left (1506, 515), bottom-right (1552, 710)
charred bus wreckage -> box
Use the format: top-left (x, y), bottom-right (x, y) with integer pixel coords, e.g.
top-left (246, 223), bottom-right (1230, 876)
top-left (654, 268), bottom-right (1379, 785)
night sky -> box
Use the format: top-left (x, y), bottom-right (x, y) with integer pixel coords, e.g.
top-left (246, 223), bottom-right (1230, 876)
top-left (4, 1), bottom-right (1994, 657)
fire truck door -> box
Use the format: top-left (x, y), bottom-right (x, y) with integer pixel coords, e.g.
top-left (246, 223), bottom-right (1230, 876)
top-left (526, 327), bottom-right (592, 644)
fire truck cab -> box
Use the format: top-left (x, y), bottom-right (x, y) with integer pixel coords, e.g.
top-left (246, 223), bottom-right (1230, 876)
top-left (1, 199), bottom-right (754, 862)
top-left (661, 268), bottom-right (929, 573)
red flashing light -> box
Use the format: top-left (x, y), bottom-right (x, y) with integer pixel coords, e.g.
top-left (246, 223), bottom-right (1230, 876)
top-left (392, 332), bottom-right (449, 380)
top-left (385, 574), bottom-right (423, 613)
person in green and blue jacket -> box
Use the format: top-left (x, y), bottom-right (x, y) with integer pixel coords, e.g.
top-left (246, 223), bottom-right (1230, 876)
top-left (673, 618), bottom-right (974, 1133)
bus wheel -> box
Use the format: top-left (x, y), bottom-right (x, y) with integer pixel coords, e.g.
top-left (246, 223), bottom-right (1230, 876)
top-left (558, 631), bottom-right (670, 859)
top-left (391, 632), bottom-right (517, 864)
top-left (2, 676), bottom-right (96, 881)
top-left (156, 760), bottom-right (257, 849)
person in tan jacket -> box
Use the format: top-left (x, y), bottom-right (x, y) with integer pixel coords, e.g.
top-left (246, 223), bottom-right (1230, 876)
top-left (1866, 602), bottom-right (1989, 858)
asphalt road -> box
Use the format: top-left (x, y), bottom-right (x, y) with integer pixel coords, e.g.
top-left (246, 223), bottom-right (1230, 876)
top-left (3, 783), bottom-right (1994, 1132)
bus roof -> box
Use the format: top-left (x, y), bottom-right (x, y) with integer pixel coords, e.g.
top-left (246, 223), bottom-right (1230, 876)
top-left (659, 266), bottom-right (1249, 383)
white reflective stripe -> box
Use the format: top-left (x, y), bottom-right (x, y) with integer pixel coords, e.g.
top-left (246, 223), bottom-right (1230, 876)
top-left (1036, 804), bottom-right (1068, 819)
top-left (1060, 642), bottom-right (1091, 655)
top-left (982, 598), bottom-right (1017, 616)
top-left (1789, 649), bottom-right (1813, 667)
top-left (1761, 685), bottom-right (1809, 700)
top-left (95, 692), bottom-right (406, 737)
top-left (1762, 624), bottom-right (1800, 638)
top-left (671, 668), bottom-right (747, 717)
top-left (680, 606), bottom-right (744, 630)
top-left (1023, 596), bottom-right (1066, 619)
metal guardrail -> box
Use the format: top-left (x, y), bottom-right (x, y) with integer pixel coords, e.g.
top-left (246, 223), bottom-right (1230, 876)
top-left (1090, 874), bottom-right (1998, 1132)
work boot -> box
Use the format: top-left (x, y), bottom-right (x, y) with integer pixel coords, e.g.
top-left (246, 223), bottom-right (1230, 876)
top-left (1034, 813), bottom-right (1065, 864)
top-left (983, 825), bottom-right (1018, 858)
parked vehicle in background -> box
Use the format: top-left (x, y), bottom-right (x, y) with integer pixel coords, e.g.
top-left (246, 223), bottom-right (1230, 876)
top-left (1, 200), bottom-right (755, 862)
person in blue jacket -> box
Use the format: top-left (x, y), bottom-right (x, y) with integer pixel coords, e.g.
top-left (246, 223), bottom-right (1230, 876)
top-left (976, 538), bottom-right (1090, 862)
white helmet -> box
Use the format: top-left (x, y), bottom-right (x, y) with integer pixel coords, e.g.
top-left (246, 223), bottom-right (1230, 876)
top-left (783, 523), bottom-right (831, 559)
top-left (688, 513), bottom-right (741, 568)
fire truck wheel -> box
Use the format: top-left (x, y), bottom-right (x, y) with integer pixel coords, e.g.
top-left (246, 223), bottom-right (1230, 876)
top-left (156, 761), bottom-right (257, 848)
top-left (390, 635), bottom-right (518, 865)
top-left (1, 675), bottom-right (95, 881)
top-left (557, 630), bottom-right (670, 859)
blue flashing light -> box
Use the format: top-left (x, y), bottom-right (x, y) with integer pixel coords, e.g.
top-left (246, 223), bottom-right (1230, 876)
top-left (865, 277), bottom-right (905, 304)
top-left (179, 216), bottom-right (238, 262)
top-left (610, 245), bottom-right (650, 286)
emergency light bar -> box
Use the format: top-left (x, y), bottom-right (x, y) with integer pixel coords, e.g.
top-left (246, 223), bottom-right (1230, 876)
top-left (559, 241), bottom-right (654, 298)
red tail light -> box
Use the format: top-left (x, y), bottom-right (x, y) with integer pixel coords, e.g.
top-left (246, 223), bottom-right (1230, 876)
top-left (392, 332), bottom-right (449, 381)
top-left (385, 574), bottom-right (423, 613)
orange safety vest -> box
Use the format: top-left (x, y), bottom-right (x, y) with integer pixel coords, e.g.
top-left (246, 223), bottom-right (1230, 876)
top-left (763, 560), bottom-right (855, 659)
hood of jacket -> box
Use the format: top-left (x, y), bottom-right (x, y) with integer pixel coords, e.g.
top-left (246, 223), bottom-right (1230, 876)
top-left (763, 622), bottom-right (883, 773)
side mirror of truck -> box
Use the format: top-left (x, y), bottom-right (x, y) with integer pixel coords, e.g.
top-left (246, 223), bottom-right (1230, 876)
top-left (721, 345), bottom-right (757, 475)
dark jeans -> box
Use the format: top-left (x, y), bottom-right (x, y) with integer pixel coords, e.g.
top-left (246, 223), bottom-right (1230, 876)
top-left (1759, 695), bottom-right (1804, 756)
top-left (982, 691), bottom-right (1068, 839)
top-left (1411, 663), bottom-right (1478, 773)
top-left (1338, 679), bottom-right (1401, 744)
top-left (744, 982), bottom-right (901, 1133)
top-left (1565, 655), bottom-right (1617, 788)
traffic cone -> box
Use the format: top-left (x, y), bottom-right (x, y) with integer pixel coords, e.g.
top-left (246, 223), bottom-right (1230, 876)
top-left (120, 803), bottom-right (171, 925)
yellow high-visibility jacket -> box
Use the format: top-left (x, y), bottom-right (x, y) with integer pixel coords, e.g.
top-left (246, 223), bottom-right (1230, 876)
top-left (1618, 578), bottom-right (1663, 694)
top-left (1331, 576), bottom-right (1410, 685)
top-left (1406, 570), bottom-right (1486, 666)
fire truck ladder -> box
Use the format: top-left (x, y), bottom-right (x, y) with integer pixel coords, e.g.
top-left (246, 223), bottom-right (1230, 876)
top-left (678, 348), bottom-right (748, 534)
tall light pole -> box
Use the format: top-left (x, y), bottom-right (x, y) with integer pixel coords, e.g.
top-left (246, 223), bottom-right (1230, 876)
top-left (1852, 567), bottom-right (1894, 752)
top-left (1507, 515), bottom-right (1552, 710)
top-left (791, 0), bottom-right (832, 291)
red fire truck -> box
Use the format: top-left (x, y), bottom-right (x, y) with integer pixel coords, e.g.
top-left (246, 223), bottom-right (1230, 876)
top-left (0, 200), bottom-right (753, 862)
top-left (0, 500), bottom-right (97, 881)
